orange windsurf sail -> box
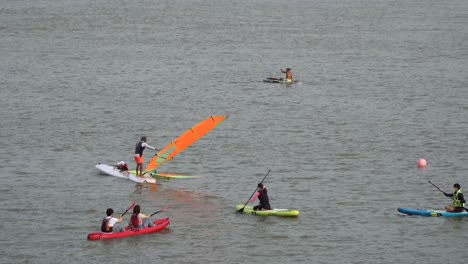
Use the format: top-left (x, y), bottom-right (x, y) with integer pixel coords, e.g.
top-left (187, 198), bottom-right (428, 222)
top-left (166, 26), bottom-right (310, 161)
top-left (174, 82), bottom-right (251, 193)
top-left (144, 116), bottom-right (228, 173)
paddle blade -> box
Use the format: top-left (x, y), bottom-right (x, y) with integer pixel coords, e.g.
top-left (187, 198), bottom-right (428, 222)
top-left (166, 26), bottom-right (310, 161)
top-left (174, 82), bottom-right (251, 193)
top-left (237, 207), bottom-right (244, 213)
top-left (126, 202), bottom-right (136, 212)
top-left (121, 201), bottom-right (136, 217)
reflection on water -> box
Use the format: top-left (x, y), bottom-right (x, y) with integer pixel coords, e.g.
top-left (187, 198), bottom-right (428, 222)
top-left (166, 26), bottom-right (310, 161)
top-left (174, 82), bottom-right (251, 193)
top-left (133, 182), bottom-right (158, 194)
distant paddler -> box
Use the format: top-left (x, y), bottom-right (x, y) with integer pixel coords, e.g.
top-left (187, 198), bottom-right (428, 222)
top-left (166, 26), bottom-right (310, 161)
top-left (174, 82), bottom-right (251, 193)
top-left (280, 68), bottom-right (293, 82)
top-left (134, 136), bottom-right (158, 178)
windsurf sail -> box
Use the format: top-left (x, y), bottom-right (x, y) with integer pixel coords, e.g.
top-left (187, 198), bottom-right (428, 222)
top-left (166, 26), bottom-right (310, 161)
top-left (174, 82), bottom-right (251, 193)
top-left (144, 116), bottom-right (228, 173)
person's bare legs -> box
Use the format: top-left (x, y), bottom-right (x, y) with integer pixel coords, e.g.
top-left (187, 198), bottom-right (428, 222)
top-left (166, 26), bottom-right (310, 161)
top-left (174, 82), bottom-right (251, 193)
top-left (136, 163), bottom-right (143, 177)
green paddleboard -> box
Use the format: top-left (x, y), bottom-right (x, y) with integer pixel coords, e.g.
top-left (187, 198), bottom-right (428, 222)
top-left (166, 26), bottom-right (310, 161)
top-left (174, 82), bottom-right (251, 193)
top-left (129, 171), bottom-right (204, 180)
top-left (236, 205), bottom-right (299, 217)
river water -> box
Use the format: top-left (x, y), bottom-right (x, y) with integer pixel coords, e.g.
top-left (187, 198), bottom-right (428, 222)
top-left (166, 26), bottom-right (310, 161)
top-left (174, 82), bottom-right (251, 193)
top-left (1, 0), bottom-right (468, 263)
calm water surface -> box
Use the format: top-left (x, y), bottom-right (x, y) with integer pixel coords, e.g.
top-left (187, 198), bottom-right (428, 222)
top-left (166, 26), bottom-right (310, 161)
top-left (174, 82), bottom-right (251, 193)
top-left (1, 0), bottom-right (468, 263)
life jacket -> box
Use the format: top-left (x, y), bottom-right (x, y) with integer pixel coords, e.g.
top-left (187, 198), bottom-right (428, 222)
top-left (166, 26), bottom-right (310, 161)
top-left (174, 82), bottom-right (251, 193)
top-left (101, 217), bottom-right (113, 233)
top-left (453, 189), bottom-right (465, 208)
top-left (135, 141), bottom-right (145, 156)
top-left (258, 188), bottom-right (270, 205)
top-left (130, 213), bottom-right (141, 227)
top-left (118, 164), bottom-right (128, 171)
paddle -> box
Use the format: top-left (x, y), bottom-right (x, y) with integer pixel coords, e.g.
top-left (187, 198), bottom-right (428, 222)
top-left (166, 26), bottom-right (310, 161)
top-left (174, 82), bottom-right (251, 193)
top-left (121, 201), bottom-right (136, 217)
top-left (149, 205), bottom-right (172, 217)
top-left (237, 169), bottom-right (271, 213)
top-left (428, 180), bottom-right (468, 212)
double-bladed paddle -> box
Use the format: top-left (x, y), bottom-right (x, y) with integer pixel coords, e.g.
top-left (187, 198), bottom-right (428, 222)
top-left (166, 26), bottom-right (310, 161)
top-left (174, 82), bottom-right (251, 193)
top-left (237, 169), bottom-right (271, 213)
top-left (428, 180), bottom-right (468, 212)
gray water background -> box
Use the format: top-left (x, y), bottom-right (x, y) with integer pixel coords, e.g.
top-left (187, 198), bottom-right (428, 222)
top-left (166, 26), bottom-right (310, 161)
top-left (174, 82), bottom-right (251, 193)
top-left (1, 0), bottom-right (468, 263)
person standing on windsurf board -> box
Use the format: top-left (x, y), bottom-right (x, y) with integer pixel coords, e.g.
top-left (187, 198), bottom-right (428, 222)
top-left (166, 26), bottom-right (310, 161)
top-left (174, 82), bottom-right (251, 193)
top-left (134, 136), bottom-right (157, 178)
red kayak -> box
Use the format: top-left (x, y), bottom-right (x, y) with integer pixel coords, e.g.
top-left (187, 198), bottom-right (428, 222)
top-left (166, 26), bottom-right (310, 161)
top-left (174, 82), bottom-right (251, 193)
top-left (87, 218), bottom-right (170, 240)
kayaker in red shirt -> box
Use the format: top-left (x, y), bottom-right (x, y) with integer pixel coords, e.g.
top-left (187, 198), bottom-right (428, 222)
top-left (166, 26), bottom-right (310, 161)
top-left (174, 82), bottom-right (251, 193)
top-left (129, 205), bottom-right (155, 229)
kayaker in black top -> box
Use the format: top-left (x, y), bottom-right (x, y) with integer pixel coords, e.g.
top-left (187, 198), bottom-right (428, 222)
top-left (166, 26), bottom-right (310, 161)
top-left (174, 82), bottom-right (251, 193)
top-left (101, 208), bottom-right (124, 233)
top-left (444, 183), bottom-right (466, 212)
top-left (248, 183), bottom-right (271, 211)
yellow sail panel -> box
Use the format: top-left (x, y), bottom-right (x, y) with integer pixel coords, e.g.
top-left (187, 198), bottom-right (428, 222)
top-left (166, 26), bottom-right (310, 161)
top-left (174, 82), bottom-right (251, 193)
top-left (144, 116), bottom-right (228, 173)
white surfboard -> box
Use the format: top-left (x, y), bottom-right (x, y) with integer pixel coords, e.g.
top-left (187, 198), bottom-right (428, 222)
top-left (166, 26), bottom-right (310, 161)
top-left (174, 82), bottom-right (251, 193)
top-left (95, 164), bottom-right (156, 184)
top-left (128, 172), bottom-right (157, 184)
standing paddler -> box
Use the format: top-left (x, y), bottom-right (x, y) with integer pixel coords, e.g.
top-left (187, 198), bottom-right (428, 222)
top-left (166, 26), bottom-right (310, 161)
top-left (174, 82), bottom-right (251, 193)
top-left (134, 136), bottom-right (157, 178)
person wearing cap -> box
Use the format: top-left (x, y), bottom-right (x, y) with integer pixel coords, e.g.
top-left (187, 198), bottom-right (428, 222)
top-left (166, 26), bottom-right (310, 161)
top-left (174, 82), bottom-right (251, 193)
top-left (248, 183), bottom-right (272, 211)
top-left (115, 161), bottom-right (129, 175)
top-left (134, 136), bottom-right (157, 177)
top-left (444, 183), bottom-right (466, 212)
top-left (101, 208), bottom-right (124, 233)
top-left (280, 68), bottom-right (293, 82)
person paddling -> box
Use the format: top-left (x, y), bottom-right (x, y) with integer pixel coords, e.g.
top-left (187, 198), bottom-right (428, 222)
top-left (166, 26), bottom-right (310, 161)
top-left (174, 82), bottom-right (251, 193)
top-left (101, 208), bottom-right (124, 233)
top-left (443, 183), bottom-right (466, 212)
top-left (280, 68), bottom-right (293, 82)
top-left (248, 183), bottom-right (271, 211)
top-left (134, 136), bottom-right (157, 177)
top-left (129, 205), bottom-right (155, 229)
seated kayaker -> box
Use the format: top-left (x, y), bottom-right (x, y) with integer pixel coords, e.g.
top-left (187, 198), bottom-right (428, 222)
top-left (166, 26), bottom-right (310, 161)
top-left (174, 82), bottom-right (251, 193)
top-left (129, 205), bottom-right (155, 229)
top-left (280, 68), bottom-right (293, 82)
top-left (444, 183), bottom-right (466, 212)
top-left (248, 183), bottom-right (272, 211)
top-left (101, 208), bottom-right (124, 233)
top-left (115, 161), bottom-right (129, 172)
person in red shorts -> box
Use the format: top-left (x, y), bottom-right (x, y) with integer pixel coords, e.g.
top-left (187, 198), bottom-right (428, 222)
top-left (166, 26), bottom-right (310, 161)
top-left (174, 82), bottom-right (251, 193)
top-left (134, 136), bottom-right (157, 177)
